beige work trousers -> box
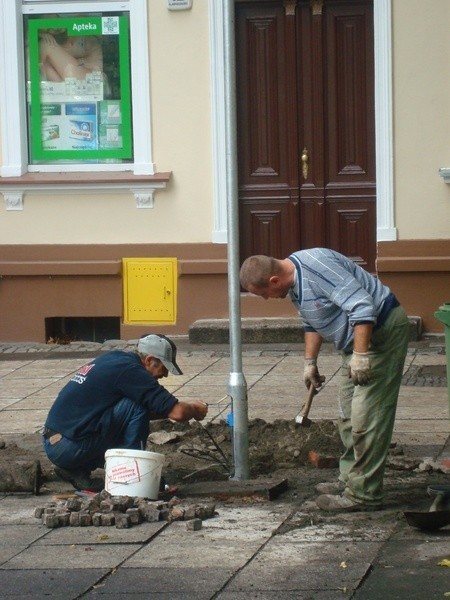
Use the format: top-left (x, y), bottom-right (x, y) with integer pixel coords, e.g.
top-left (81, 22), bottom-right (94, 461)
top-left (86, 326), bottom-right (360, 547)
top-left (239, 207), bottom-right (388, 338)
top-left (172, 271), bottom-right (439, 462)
top-left (338, 306), bottom-right (409, 507)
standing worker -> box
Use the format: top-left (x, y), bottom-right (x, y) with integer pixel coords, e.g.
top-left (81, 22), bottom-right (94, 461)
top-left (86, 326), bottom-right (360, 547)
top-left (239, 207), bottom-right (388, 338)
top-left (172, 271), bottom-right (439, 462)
top-left (43, 334), bottom-right (208, 492)
top-left (240, 248), bottom-right (409, 512)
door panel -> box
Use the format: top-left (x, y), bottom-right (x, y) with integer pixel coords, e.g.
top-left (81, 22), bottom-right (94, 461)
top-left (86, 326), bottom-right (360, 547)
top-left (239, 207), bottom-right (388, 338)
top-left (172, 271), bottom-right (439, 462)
top-left (236, 0), bottom-right (376, 271)
top-left (236, 1), bottom-right (300, 259)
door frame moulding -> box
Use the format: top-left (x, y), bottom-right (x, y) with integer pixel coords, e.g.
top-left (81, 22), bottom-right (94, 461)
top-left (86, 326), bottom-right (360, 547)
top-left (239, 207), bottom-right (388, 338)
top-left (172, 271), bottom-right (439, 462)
top-left (209, 0), bottom-right (396, 244)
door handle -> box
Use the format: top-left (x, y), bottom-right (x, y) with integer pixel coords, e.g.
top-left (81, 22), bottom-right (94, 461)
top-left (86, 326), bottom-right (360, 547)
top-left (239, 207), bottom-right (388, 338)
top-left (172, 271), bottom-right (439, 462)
top-left (301, 147), bottom-right (309, 180)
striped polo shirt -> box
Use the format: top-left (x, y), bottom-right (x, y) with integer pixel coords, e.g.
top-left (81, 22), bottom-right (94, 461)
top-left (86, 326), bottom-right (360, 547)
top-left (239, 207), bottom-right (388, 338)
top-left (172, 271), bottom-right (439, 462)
top-left (288, 248), bottom-right (396, 351)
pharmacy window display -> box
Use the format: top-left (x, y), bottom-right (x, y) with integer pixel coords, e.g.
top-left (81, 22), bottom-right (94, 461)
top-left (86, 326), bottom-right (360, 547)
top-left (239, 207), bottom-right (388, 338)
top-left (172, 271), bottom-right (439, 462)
top-left (26, 14), bottom-right (132, 164)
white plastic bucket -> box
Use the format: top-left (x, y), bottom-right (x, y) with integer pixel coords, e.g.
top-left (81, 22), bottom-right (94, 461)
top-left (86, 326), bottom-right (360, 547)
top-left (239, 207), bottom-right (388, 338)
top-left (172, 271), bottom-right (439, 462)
top-left (104, 449), bottom-right (165, 499)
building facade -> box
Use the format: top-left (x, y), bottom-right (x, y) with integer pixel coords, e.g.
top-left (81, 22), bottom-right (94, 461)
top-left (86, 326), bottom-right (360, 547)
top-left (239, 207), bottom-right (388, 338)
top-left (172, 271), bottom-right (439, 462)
top-left (0, 0), bottom-right (449, 342)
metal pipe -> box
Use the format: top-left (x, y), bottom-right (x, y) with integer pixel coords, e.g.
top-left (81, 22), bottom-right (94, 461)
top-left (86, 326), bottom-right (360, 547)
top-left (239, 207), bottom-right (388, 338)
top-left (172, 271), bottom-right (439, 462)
top-left (223, 0), bottom-right (249, 480)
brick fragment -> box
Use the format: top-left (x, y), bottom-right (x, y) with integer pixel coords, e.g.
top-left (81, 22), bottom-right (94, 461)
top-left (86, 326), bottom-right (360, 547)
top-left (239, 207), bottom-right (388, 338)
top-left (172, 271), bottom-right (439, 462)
top-left (69, 512), bottom-right (80, 527)
top-left (58, 512), bottom-right (71, 527)
top-left (42, 514), bottom-right (59, 528)
top-left (112, 496), bottom-right (134, 512)
top-left (34, 507), bottom-right (45, 519)
top-left (195, 503), bottom-right (216, 520)
top-left (115, 513), bottom-right (131, 529)
top-left (169, 507), bottom-right (185, 522)
top-left (308, 450), bottom-right (339, 469)
top-left (92, 513), bottom-right (103, 527)
top-left (159, 507), bottom-right (171, 521)
top-left (79, 513), bottom-right (92, 527)
top-left (168, 496), bottom-right (181, 507)
top-left (186, 518), bottom-right (202, 531)
top-left (126, 508), bottom-right (142, 525)
top-left (139, 503), bottom-right (161, 523)
top-left (101, 513), bottom-right (115, 526)
top-left (100, 499), bottom-right (114, 513)
top-left (183, 505), bottom-right (197, 520)
top-left (65, 498), bottom-right (82, 512)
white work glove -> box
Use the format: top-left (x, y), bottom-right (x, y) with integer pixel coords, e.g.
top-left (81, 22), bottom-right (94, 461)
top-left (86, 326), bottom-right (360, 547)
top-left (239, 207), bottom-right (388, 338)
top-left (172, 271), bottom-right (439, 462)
top-left (348, 351), bottom-right (371, 385)
top-left (303, 359), bottom-right (325, 390)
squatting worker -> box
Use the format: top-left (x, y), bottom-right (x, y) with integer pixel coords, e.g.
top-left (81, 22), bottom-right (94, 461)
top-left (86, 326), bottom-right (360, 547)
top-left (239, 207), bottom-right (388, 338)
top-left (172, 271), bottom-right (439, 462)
top-left (43, 334), bottom-right (208, 492)
top-left (240, 248), bottom-right (409, 512)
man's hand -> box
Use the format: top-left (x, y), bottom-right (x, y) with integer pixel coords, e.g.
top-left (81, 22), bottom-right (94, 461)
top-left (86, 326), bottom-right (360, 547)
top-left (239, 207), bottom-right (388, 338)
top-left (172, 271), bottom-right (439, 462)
top-left (303, 359), bottom-right (325, 390)
top-left (348, 351), bottom-right (371, 385)
top-left (191, 400), bottom-right (208, 421)
top-left (168, 400), bottom-right (208, 422)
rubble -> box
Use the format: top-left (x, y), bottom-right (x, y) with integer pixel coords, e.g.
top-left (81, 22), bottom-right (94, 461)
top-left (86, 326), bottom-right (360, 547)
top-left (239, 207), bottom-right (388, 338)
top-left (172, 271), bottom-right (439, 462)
top-left (416, 457), bottom-right (450, 474)
top-left (34, 489), bottom-right (216, 529)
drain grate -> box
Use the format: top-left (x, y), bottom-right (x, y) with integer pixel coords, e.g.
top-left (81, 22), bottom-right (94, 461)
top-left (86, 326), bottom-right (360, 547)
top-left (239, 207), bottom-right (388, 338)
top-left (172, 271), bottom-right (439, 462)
top-left (401, 365), bottom-right (447, 387)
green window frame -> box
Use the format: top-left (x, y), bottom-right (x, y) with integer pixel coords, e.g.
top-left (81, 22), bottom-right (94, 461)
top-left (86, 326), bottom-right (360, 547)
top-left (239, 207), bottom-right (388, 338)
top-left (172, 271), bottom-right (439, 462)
top-left (27, 14), bottom-right (132, 162)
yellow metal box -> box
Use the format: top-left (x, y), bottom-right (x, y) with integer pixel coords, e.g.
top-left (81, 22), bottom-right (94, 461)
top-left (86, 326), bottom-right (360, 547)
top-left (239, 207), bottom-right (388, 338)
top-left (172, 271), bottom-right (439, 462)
top-left (122, 258), bottom-right (177, 324)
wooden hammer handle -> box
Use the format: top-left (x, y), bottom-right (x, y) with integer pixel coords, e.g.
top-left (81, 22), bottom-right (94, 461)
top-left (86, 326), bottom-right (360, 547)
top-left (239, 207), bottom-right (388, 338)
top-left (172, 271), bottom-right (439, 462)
top-left (301, 384), bottom-right (316, 419)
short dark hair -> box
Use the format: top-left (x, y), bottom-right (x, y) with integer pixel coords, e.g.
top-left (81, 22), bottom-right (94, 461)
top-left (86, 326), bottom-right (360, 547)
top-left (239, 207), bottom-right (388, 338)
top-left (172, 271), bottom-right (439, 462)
top-left (239, 255), bottom-right (279, 289)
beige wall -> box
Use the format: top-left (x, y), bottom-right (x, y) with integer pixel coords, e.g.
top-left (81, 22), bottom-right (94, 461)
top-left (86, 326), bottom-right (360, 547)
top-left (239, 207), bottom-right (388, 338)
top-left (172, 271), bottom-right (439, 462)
top-left (147, 1), bottom-right (213, 243)
top-left (392, 0), bottom-right (450, 239)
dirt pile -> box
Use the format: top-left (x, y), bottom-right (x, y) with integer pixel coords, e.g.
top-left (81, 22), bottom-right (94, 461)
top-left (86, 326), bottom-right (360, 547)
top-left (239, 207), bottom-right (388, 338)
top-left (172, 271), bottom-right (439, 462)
top-left (0, 418), bottom-right (343, 485)
top-left (147, 417), bottom-right (343, 482)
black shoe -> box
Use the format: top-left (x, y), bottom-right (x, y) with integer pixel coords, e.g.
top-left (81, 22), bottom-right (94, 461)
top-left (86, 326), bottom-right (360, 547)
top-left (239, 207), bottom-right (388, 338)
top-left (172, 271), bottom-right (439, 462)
top-left (54, 466), bottom-right (104, 493)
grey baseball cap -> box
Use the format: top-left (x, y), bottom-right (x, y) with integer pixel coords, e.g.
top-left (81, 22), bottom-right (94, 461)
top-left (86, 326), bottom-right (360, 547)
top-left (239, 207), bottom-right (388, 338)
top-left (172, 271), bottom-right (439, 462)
top-left (137, 334), bottom-right (183, 375)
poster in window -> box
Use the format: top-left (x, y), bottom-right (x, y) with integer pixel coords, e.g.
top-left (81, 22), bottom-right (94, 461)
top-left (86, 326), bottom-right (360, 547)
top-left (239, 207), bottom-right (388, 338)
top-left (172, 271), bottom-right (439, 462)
top-left (26, 15), bottom-right (132, 163)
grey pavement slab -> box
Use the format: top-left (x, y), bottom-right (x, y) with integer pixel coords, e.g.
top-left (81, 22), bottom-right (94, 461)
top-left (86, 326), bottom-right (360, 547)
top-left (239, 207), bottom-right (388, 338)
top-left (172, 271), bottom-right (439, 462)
top-left (124, 505), bottom-right (291, 569)
top-left (0, 542), bottom-right (143, 570)
top-left (83, 567), bottom-right (233, 596)
top-left (353, 534), bottom-right (450, 600)
top-left (0, 496), bottom-right (45, 525)
top-left (0, 409), bottom-right (48, 434)
top-left (87, 594), bottom-right (212, 600)
top-left (217, 593), bottom-right (342, 599)
top-left (0, 338), bottom-right (447, 599)
top-left (0, 524), bottom-right (48, 547)
top-left (1, 359), bottom-right (86, 377)
top-left (35, 521), bottom-right (167, 545)
top-left (0, 378), bottom-right (61, 398)
top-left (277, 512), bottom-right (396, 542)
top-left (225, 539), bottom-right (376, 594)
top-left (0, 568), bottom-right (109, 599)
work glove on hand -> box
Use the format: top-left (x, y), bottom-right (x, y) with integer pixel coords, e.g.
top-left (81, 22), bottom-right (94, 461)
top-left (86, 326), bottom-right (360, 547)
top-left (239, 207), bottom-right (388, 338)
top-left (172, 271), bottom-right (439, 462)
top-left (348, 351), bottom-right (371, 385)
top-left (303, 359), bottom-right (325, 391)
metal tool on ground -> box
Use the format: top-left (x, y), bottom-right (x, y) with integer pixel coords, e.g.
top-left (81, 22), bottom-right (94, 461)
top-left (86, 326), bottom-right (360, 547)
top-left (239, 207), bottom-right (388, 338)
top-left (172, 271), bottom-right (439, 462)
top-left (404, 484), bottom-right (450, 531)
top-left (295, 384), bottom-right (317, 427)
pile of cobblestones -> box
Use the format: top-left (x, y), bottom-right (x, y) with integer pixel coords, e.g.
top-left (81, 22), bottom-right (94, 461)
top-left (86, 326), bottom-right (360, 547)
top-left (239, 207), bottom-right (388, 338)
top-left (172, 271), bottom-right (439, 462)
top-left (34, 489), bottom-right (216, 530)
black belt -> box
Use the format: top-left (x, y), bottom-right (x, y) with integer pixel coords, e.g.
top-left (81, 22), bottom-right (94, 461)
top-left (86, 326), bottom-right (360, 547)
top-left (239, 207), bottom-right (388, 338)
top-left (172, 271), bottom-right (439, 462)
top-left (43, 427), bottom-right (60, 439)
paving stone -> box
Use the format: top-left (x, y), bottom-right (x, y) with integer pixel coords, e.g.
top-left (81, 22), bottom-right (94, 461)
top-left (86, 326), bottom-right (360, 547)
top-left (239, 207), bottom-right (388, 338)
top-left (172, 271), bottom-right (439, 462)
top-left (186, 518), bottom-right (202, 531)
top-left (0, 568), bottom-right (109, 598)
top-left (226, 539), bottom-right (378, 593)
top-left (84, 566), bottom-right (234, 594)
top-left (1, 543), bottom-right (142, 569)
top-left (35, 521), bottom-right (165, 545)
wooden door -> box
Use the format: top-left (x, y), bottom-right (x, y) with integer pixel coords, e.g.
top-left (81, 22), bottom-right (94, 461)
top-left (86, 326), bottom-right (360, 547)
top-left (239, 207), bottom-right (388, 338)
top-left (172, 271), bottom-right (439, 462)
top-left (236, 0), bottom-right (376, 270)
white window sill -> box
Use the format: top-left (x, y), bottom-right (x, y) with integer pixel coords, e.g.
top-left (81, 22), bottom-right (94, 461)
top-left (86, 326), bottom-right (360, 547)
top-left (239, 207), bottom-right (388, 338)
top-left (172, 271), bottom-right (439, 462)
top-left (0, 171), bottom-right (171, 210)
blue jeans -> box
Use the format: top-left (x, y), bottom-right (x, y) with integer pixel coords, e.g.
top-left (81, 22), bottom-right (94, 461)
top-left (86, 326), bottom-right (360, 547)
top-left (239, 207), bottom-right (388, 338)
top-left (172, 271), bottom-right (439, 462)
top-left (43, 398), bottom-right (150, 473)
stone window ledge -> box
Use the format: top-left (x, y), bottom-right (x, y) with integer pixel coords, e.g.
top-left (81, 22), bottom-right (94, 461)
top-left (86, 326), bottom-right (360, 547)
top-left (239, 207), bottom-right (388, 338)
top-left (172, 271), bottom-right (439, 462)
top-left (0, 171), bottom-right (171, 210)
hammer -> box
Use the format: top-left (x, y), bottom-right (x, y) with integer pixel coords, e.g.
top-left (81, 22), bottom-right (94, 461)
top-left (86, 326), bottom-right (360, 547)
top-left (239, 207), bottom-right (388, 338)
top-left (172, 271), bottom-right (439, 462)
top-left (295, 384), bottom-right (316, 427)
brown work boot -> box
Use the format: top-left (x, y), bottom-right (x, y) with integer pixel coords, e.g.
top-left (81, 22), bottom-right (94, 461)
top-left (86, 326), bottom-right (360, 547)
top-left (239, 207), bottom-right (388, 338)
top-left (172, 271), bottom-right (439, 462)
top-left (315, 493), bottom-right (382, 512)
top-left (54, 466), bottom-right (104, 493)
top-left (315, 480), bottom-right (345, 495)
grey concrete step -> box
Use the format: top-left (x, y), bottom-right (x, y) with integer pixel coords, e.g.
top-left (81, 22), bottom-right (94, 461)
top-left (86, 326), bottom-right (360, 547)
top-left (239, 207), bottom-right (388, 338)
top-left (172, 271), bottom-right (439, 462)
top-left (189, 316), bottom-right (423, 344)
